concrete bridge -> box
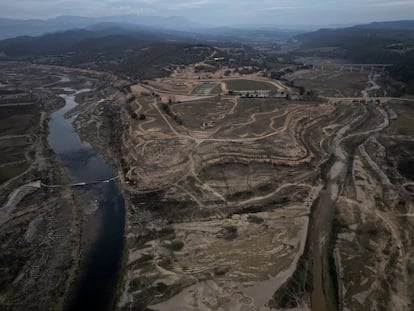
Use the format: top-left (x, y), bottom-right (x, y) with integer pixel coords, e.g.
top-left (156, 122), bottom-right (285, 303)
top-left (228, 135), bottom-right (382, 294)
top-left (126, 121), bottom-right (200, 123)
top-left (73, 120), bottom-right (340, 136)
top-left (340, 64), bottom-right (393, 73)
top-left (314, 63), bottom-right (393, 73)
top-left (41, 176), bottom-right (119, 188)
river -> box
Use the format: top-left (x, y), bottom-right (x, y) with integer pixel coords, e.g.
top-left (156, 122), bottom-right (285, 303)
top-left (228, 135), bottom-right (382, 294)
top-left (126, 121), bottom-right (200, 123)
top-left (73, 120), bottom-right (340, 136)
top-left (47, 78), bottom-right (125, 310)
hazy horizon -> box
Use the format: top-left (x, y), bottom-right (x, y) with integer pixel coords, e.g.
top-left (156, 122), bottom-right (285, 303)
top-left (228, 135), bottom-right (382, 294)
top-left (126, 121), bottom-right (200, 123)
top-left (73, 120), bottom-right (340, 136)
top-left (0, 0), bottom-right (413, 28)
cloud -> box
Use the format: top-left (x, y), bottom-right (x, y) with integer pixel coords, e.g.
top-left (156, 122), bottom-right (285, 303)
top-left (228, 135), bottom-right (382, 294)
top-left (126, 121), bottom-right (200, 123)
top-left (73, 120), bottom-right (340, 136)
top-left (106, 0), bottom-right (217, 10)
top-left (256, 5), bottom-right (307, 12)
top-left (174, 0), bottom-right (217, 9)
top-left (374, 0), bottom-right (414, 7)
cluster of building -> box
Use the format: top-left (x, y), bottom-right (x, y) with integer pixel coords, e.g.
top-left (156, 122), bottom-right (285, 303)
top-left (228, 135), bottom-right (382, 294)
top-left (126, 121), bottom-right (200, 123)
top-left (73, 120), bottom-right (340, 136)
top-left (231, 90), bottom-right (302, 100)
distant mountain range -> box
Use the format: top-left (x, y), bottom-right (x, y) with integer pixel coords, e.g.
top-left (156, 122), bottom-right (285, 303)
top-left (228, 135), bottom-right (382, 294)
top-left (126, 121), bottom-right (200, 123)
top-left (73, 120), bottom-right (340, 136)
top-left (0, 27), bottom-right (196, 57)
top-left (2, 16), bottom-right (414, 42)
top-left (0, 19), bottom-right (303, 58)
top-left (1, 17), bottom-right (413, 58)
top-left (355, 20), bottom-right (414, 31)
top-left (295, 19), bottom-right (414, 51)
top-left (0, 15), bottom-right (204, 40)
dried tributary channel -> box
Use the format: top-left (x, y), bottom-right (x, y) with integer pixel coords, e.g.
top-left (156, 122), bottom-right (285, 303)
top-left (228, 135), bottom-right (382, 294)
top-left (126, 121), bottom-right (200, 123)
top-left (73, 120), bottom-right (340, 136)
top-left (310, 100), bottom-right (389, 310)
top-left (46, 76), bottom-right (125, 310)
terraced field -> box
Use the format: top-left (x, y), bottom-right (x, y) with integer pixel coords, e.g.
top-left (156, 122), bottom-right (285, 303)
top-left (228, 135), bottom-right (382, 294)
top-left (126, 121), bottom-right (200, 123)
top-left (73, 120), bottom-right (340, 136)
top-left (0, 64), bottom-right (78, 310)
top-left (112, 70), bottom-right (414, 310)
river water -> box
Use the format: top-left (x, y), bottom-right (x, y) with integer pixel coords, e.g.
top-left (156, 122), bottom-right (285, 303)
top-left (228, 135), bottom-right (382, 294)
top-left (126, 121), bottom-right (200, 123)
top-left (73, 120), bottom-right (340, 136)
top-left (47, 81), bottom-right (125, 310)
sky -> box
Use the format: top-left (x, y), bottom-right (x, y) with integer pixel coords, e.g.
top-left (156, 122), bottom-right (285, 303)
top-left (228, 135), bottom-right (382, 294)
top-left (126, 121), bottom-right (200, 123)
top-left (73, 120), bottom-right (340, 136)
top-left (1, 0), bottom-right (413, 27)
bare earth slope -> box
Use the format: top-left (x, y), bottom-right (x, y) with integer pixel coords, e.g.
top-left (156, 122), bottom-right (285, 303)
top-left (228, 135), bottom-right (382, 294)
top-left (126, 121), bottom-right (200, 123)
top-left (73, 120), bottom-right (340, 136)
top-left (99, 65), bottom-right (413, 311)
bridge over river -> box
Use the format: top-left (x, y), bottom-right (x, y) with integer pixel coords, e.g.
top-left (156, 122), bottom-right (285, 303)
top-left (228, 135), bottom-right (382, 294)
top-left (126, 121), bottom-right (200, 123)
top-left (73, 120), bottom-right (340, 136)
top-left (40, 176), bottom-right (119, 188)
top-left (313, 63), bottom-right (393, 73)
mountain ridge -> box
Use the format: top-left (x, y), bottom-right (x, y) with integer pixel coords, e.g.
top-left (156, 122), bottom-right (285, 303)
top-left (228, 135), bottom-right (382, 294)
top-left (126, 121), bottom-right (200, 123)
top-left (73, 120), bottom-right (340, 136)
top-left (0, 15), bottom-right (204, 39)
